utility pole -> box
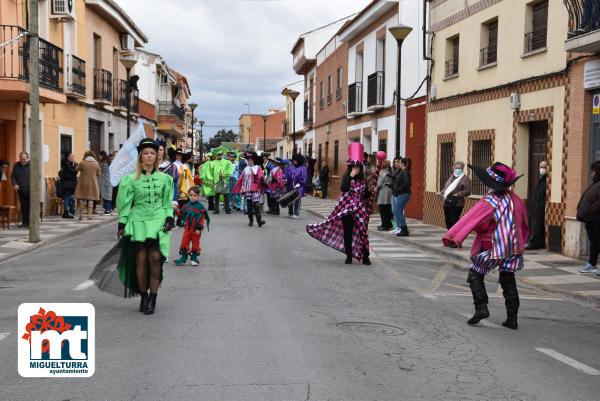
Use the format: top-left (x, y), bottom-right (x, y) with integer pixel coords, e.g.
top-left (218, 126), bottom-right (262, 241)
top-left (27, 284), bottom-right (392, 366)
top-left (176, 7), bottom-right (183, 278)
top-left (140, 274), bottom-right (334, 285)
top-left (28, 0), bottom-right (41, 243)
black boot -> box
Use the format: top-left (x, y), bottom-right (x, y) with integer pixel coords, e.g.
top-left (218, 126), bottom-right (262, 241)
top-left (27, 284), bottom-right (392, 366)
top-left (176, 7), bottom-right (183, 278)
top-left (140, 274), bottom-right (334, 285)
top-left (396, 225), bottom-right (410, 237)
top-left (345, 253), bottom-right (353, 264)
top-left (499, 272), bottom-right (520, 329)
top-left (362, 255), bottom-right (371, 265)
top-left (139, 292), bottom-right (149, 313)
top-left (248, 213), bottom-right (254, 227)
top-left (254, 202), bottom-right (265, 227)
top-left (144, 293), bottom-right (157, 315)
top-left (467, 270), bottom-right (490, 325)
top-left (213, 196), bottom-right (220, 214)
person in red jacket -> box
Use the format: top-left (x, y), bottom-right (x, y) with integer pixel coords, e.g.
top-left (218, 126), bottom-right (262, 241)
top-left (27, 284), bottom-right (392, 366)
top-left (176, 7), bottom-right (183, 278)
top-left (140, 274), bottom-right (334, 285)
top-left (443, 162), bottom-right (528, 330)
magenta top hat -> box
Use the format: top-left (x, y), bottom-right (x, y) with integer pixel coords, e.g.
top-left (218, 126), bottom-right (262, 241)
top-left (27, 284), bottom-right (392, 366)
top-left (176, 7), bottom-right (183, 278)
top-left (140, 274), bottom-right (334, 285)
top-left (347, 142), bottom-right (364, 165)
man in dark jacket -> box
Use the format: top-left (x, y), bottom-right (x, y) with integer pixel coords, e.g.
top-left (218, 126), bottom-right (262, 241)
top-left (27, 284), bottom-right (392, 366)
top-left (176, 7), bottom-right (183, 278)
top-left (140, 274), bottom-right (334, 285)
top-left (578, 161), bottom-right (600, 274)
top-left (59, 152), bottom-right (78, 218)
top-left (11, 152), bottom-right (30, 227)
top-left (525, 160), bottom-right (547, 250)
top-left (318, 164), bottom-right (329, 199)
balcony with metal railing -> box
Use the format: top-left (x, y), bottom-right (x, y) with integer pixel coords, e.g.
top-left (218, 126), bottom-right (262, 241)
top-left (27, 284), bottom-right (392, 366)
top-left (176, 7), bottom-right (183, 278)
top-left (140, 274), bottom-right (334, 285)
top-left (367, 71), bottom-right (384, 110)
top-left (93, 68), bottom-right (112, 104)
top-left (348, 82), bottom-right (363, 115)
top-left (479, 45), bottom-right (497, 67)
top-left (523, 27), bottom-right (547, 54)
top-left (157, 101), bottom-right (186, 137)
top-left (66, 55), bottom-right (85, 97)
top-left (564, 0), bottom-right (600, 53)
top-left (0, 25), bottom-right (65, 103)
top-left (444, 58), bottom-right (459, 78)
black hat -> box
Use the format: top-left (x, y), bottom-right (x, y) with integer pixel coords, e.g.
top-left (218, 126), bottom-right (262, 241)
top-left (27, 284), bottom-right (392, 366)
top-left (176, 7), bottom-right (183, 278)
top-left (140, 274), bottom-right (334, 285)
top-left (137, 138), bottom-right (159, 152)
top-left (175, 148), bottom-right (185, 155)
top-left (469, 162), bottom-right (522, 191)
top-left (227, 152), bottom-right (236, 158)
top-left (292, 153), bottom-right (305, 166)
top-left (167, 147), bottom-right (177, 162)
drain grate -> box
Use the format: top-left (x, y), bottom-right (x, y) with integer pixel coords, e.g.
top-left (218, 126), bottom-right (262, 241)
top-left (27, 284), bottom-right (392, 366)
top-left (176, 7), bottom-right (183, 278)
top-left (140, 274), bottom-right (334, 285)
top-left (336, 322), bottom-right (406, 336)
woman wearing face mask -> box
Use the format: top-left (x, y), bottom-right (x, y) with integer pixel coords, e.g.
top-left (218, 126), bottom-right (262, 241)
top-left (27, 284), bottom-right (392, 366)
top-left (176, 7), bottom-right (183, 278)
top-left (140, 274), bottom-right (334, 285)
top-left (441, 161), bottom-right (472, 231)
top-left (525, 161), bottom-right (548, 250)
top-left (577, 161), bottom-right (600, 275)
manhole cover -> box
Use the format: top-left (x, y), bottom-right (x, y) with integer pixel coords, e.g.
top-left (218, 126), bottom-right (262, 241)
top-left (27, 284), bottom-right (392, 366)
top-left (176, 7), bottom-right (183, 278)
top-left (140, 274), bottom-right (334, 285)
top-left (336, 322), bottom-right (406, 336)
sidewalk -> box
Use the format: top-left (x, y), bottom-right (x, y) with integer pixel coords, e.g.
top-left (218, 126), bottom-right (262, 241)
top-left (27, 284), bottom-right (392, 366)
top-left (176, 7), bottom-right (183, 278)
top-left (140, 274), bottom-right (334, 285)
top-left (0, 212), bottom-right (117, 263)
top-left (302, 196), bottom-right (600, 303)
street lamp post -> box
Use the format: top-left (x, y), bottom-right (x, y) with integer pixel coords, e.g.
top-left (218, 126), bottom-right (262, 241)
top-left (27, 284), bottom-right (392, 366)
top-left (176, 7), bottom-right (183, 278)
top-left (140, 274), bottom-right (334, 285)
top-left (388, 24), bottom-right (412, 158)
top-left (199, 120), bottom-right (205, 160)
top-left (287, 90), bottom-right (300, 155)
top-left (119, 51), bottom-right (138, 139)
top-left (262, 114), bottom-right (268, 152)
top-left (189, 103), bottom-right (198, 155)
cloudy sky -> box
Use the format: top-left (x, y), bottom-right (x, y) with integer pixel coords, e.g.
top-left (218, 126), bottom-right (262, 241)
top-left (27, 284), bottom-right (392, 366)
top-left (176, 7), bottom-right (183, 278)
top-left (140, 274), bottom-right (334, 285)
top-left (118, 0), bottom-right (369, 139)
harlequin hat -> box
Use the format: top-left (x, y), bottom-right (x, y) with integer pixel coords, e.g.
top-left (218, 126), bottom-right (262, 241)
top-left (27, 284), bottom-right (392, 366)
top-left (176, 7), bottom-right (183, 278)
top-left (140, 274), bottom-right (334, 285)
top-left (137, 138), bottom-right (159, 152)
top-left (347, 142), bottom-right (364, 166)
top-left (469, 162), bottom-right (523, 191)
top-left (227, 152), bottom-right (236, 158)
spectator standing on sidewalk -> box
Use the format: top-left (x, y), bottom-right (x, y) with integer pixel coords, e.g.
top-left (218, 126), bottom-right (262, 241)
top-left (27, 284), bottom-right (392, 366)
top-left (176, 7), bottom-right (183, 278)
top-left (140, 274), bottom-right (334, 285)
top-left (392, 157), bottom-right (412, 237)
top-left (11, 152), bottom-right (30, 228)
top-left (318, 163), bottom-right (330, 199)
top-left (59, 152), bottom-right (78, 218)
top-left (99, 151), bottom-right (113, 215)
top-left (577, 161), bottom-right (600, 276)
top-left (440, 161), bottom-right (471, 230)
top-left (74, 151), bottom-right (100, 221)
top-left (525, 160), bottom-right (547, 250)
top-left (376, 159), bottom-right (394, 231)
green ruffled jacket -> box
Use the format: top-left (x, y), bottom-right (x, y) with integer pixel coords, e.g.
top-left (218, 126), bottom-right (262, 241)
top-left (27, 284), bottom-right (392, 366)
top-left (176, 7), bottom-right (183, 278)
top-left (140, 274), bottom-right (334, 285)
top-left (115, 171), bottom-right (174, 296)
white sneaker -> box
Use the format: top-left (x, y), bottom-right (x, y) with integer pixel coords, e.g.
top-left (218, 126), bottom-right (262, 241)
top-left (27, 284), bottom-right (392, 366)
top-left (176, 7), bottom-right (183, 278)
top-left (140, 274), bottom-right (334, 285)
top-left (390, 228), bottom-right (399, 234)
top-left (292, 215), bottom-right (300, 219)
top-left (579, 263), bottom-right (597, 273)
top-left (190, 260), bottom-right (199, 266)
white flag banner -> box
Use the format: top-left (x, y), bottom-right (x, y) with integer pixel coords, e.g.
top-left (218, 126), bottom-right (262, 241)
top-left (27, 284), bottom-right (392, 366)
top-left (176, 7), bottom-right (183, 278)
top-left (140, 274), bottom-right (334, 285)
top-left (109, 122), bottom-right (146, 187)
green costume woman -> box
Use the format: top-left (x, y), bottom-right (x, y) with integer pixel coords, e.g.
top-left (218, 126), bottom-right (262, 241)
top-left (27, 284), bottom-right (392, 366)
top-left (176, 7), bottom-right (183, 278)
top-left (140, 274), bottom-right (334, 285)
top-left (116, 138), bottom-right (175, 314)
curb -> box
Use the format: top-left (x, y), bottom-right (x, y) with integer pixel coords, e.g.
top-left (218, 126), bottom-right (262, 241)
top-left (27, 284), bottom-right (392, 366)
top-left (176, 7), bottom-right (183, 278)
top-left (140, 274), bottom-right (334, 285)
top-left (304, 206), bottom-right (600, 305)
top-left (0, 216), bottom-right (117, 267)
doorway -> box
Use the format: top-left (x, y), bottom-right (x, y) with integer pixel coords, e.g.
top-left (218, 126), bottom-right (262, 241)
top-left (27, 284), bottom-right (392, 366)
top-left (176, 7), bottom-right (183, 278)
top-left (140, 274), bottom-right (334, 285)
top-left (590, 94), bottom-right (600, 165)
top-left (88, 119), bottom-right (102, 157)
top-left (527, 121), bottom-right (548, 200)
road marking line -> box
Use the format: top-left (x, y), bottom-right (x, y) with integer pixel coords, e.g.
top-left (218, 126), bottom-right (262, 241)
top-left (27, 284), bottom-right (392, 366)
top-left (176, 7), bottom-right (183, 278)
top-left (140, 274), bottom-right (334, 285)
top-left (429, 262), bottom-right (453, 292)
top-left (0, 333), bottom-right (9, 342)
top-left (419, 293), bottom-right (437, 299)
top-left (535, 348), bottom-right (600, 376)
top-left (418, 292), bottom-right (562, 301)
top-left (73, 280), bottom-right (94, 291)
top-left (458, 312), bottom-right (502, 328)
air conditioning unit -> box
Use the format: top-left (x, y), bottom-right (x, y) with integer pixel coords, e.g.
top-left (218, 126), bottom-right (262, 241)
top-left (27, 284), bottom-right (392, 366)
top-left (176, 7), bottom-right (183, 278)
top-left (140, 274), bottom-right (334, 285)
top-left (120, 34), bottom-right (135, 52)
top-left (510, 92), bottom-right (521, 110)
top-left (430, 85), bottom-right (437, 100)
top-left (51, 0), bottom-right (74, 19)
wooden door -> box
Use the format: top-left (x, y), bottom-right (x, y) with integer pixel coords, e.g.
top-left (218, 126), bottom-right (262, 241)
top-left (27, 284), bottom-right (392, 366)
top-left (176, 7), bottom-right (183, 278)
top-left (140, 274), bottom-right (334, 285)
top-left (88, 119), bottom-right (102, 157)
top-left (528, 121), bottom-right (548, 199)
top-left (404, 102), bottom-right (426, 219)
top-left (0, 123), bottom-right (10, 206)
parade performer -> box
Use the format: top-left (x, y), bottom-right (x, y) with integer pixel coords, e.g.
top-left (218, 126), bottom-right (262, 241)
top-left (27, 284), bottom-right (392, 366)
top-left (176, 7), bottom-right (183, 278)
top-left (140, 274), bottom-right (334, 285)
top-left (227, 152), bottom-right (240, 210)
top-left (306, 143), bottom-right (384, 265)
top-left (201, 152), bottom-right (216, 210)
top-left (233, 152), bottom-right (267, 227)
top-left (174, 149), bottom-right (194, 226)
top-left (285, 153), bottom-right (307, 218)
top-left (158, 144), bottom-right (179, 203)
top-left (212, 148), bottom-right (233, 214)
top-left (267, 157), bottom-right (286, 215)
top-left (174, 186), bottom-right (210, 266)
top-left (115, 138), bottom-right (175, 314)
top-left (443, 162), bottom-right (528, 329)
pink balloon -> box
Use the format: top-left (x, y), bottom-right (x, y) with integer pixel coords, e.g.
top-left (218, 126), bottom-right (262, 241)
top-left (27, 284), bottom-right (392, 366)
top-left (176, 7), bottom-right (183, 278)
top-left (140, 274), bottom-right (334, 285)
top-left (376, 151), bottom-right (387, 161)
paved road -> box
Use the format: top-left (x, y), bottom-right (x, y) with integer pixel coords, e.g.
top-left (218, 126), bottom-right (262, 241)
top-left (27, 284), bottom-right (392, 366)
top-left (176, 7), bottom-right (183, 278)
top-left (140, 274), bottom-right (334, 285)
top-left (0, 208), bottom-right (599, 401)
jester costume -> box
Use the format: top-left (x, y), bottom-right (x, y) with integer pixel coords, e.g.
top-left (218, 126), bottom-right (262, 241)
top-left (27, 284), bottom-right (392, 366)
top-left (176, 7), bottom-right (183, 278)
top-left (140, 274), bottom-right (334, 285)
top-left (306, 144), bottom-right (381, 264)
top-left (443, 162), bottom-right (528, 329)
top-left (212, 149), bottom-right (233, 214)
top-left (174, 200), bottom-right (210, 266)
